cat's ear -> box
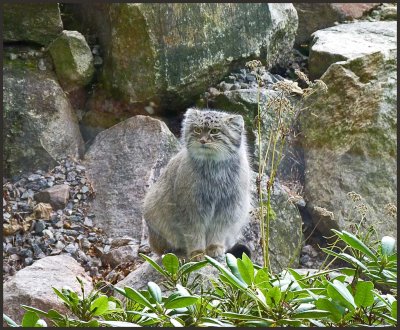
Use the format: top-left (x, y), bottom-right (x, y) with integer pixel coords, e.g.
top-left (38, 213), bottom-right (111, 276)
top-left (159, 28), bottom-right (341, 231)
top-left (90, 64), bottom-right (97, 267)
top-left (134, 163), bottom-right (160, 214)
top-left (185, 108), bottom-right (200, 118)
top-left (226, 115), bottom-right (244, 132)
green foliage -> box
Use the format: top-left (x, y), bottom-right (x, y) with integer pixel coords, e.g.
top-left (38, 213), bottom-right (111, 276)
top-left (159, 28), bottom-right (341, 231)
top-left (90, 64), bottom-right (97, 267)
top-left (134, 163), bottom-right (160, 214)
top-left (3, 230), bottom-right (397, 327)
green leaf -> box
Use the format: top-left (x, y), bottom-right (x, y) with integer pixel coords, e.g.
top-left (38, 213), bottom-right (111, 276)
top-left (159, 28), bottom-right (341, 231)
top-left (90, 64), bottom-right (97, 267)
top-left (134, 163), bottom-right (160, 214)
top-left (237, 258), bottom-right (252, 285)
top-left (21, 311), bottom-right (39, 327)
top-left (221, 312), bottom-right (273, 323)
top-left (77, 319), bottom-right (99, 327)
top-left (266, 203), bottom-right (276, 220)
top-left (147, 282), bottom-right (162, 303)
top-left (241, 253), bottom-right (255, 281)
top-left (381, 236), bottom-right (396, 256)
top-left (3, 314), bottom-right (19, 327)
top-left (90, 295), bottom-right (109, 316)
top-left (139, 253), bottom-right (168, 277)
top-left (126, 310), bottom-right (160, 320)
top-left (315, 298), bottom-right (344, 323)
top-left (254, 268), bottom-right (270, 289)
top-left (242, 320), bottom-right (275, 327)
top-left (338, 253), bottom-right (369, 271)
top-left (339, 268), bottom-right (357, 277)
top-left (291, 309), bottom-right (331, 319)
top-left (354, 281), bottom-right (374, 308)
top-left (276, 319), bottom-right (302, 326)
top-left (175, 284), bottom-right (191, 297)
top-left (205, 255), bottom-right (248, 289)
top-left (115, 286), bottom-right (155, 311)
top-left (169, 317), bottom-right (184, 327)
top-left (265, 286), bottom-right (281, 306)
top-left (327, 280), bottom-right (356, 311)
top-left (391, 301), bottom-right (397, 319)
top-left (162, 253), bottom-right (180, 275)
top-left (164, 296), bottom-right (199, 309)
top-left (332, 230), bottom-right (377, 261)
top-left (198, 317), bottom-right (234, 327)
top-left (374, 311), bottom-right (397, 325)
top-left (20, 306), bottom-right (48, 318)
top-left (225, 253), bottom-right (243, 281)
top-left (52, 287), bottom-right (70, 305)
top-left (47, 309), bottom-right (63, 320)
top-left (98, 320), bottom-right (140, 327)
top-left (179, 260), bottom-right (208, 275)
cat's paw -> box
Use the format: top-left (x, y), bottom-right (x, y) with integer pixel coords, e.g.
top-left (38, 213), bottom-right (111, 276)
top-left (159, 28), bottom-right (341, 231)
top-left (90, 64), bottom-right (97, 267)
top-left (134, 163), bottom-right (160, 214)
top-left (189, 249), bottom-right (205, 261)
top-left (206, 244), bottom-right (225, 258)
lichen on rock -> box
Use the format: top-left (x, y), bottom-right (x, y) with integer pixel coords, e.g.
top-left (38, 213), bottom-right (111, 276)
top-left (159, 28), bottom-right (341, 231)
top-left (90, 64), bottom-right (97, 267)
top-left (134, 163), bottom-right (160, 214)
top-left (48, 30), bottom-right (94, 92)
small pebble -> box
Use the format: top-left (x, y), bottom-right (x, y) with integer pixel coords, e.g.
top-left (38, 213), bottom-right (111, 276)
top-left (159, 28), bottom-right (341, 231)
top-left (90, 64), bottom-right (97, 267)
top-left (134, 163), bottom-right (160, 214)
top-left (18, 249), bottom-right (33, 258)
top-left (38, 58), bottom-right (46, 71)
top-left (64, 243), bottom-right (78, 254)
top-left (8, 53), bottom-right (18, 60)
top-left (34, 220), bottom-right (46, 234)
top-left (83, 217), bottom-right (93, 227)
top-left (55, 241), bottom-right (66, 250)
top-left (24, 257), bottom-right (34, 266)
top-left (28, 174), bottom-right (42, 181)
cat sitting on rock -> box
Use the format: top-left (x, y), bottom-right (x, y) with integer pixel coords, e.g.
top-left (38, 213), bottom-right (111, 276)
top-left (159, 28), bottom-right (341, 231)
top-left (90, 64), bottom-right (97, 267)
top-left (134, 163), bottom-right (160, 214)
top-left (144, 108), bottom-right (251, 260)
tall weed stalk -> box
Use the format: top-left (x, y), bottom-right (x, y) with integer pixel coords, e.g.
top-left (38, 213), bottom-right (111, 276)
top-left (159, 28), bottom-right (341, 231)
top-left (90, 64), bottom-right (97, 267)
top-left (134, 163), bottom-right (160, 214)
top-left (245, 60), bottom-right (327, 269)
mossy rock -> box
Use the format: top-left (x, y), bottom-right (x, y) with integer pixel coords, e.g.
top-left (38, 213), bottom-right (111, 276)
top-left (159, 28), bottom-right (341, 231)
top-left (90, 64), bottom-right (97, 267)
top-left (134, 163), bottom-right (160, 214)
top-left (3, 3), bottom-right (63, 46)
top-left (48, 30), bottom-right (94, 92)
top-left (301, 36), bottom-right (397, 239)
top-left (3, 55), bottom-right (84, 177)
top-left (65, 3), bottom-right (297, 112)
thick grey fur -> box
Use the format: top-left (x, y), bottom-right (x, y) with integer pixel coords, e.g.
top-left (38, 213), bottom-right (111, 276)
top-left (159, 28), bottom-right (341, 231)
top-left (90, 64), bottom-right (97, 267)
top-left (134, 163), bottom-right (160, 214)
top-left (143, 108), bottom-right (251, 259)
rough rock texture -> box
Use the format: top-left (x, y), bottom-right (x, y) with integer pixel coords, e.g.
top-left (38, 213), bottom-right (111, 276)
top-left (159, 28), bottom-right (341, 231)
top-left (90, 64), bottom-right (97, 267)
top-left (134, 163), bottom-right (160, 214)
top-left (101, 244), bottom-right (139, 268)
top-left (293, 3), bottom-right (379, 46)
top-left (309, 21), bottom-right (397, 79)
top-left (115, 260), bottom-right (164, 292)
top-left (65, 2), bottom-right (297, 130)
top-left (84, 116), bottom-right (180, 240)
top-left (34, 184), bottom-right (70, 210)
top-left (3, 57), bottom-right (85, 177)
top-left (301, 22), bottom-right (397, 239)
top-left (3, 3), bottom-right (63, 46)
top-left (3, 255), bottom-right (92, 324)
top-left (48, 30), bottom-right (94, 92)
top-left (369, 3), bottom-right (398, 21)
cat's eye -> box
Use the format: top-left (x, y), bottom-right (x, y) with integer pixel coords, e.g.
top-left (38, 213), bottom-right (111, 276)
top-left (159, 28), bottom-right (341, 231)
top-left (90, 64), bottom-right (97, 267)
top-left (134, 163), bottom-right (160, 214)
top-left (193, 127), bottom-right (201, 134)
top-left (210, 128), bottom-right (219, 134)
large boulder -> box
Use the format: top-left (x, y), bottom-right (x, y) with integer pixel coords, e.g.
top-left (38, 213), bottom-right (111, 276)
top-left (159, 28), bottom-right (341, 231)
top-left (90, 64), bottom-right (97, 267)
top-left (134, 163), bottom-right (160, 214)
top-left (65, 3), bottom-right (297, 134)
top-left (3, 55), bottom-right (85, 178)
top-left (84, 116), bottom-right (180, 240)
top-left (48, 30), bottom-right (94, 92)
top-left (3, 255), bottom-right (92, 324)
top-left (300, 22), bottom-right (397, 239)
top-left (309, 21), bottom-right (397, 79)
top-left (3, 3), bottom-right (63, 46)
top-left (293, 3), bottom-right (379, 47)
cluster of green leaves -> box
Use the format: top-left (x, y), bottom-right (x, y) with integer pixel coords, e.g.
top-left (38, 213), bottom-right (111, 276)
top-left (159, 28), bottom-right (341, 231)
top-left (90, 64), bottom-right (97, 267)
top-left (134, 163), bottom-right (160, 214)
top-left (3, 231), bottom-right (397, 327)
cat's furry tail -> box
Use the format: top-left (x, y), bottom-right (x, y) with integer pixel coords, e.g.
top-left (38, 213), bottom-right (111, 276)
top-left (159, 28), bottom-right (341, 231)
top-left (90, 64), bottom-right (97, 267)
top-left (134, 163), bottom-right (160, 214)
top-left (226, 243), bottom-right (251, 259)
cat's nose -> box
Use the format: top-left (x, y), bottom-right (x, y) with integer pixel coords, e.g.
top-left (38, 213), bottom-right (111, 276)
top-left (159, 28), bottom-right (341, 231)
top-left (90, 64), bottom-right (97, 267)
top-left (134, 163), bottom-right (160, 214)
top-left (199, 137), bottom-right (207, 144)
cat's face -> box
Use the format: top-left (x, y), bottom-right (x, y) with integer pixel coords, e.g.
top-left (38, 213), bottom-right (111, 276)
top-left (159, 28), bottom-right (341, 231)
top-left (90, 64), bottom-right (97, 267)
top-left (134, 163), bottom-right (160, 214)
top-left (182, 108), bottom-right (245, 160)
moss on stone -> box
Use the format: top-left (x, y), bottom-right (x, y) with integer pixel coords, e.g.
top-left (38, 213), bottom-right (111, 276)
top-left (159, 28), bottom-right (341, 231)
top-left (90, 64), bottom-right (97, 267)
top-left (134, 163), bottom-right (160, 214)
top-left (3, 3), bottom-right (63, 46)
top-left (48, 31), bottom-right (94, 91)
